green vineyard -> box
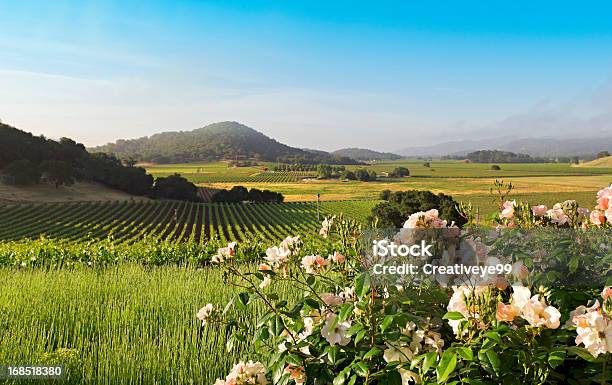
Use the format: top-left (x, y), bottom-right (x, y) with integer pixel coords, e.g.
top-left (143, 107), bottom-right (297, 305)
top-left (153, 171), bottom-right (317, 184)
top-left (0, 200), bottom-right (379, 243)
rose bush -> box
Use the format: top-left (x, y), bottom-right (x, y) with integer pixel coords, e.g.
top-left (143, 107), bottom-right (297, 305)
top-left (200, 185), bottom-right (612, 385)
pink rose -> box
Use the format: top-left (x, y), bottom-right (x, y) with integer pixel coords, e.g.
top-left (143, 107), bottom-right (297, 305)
top-left (590, 210), bottom-right (606, 226)
top-left (602, 287), bottom-right (612, 300)
top-left (499, 200), bottom-right (516, 219)
top-left (596, 185), bottom-right (612, 210)
top-left (532, 204), bottom-right (547, 217)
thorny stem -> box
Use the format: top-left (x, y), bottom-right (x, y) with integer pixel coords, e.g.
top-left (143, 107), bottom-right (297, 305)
top-left (229, 264), bottom-right (298, 343)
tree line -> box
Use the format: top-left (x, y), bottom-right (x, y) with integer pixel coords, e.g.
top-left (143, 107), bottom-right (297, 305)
top-left (0, 123), bottom-right (203, 201)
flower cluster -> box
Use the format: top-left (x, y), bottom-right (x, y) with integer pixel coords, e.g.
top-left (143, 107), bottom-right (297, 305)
top-left (300, 251), bottom-right (345, 274)
top-left (265, 236), bottom-right (301, 269)
top-left (321, 312), bottom-right (352, 346)
top-left (498, 184), bottom-right (612, 228)
top-left (319, 216), bottom-right (335, 238)
top-left (259, 236), bottom-right (302, 287)
top-left (208, 184), bottom-right (611, 385)
top-left (590, 184), bottom-right (612, 226)
top-left (569, 287), bottom-right (612, 357)
top-left (446, 285), bottom-right (490, 336)
top-left (211, 242), bottom-right (236, 264)
top-left (403, 209), bottom-right (448, 229)
top-left (383, 321), bottom-right (444, 363)
top-left (213, 361), bottom-right (268, 385)
top-left (495, 286), bottom-right (561, 329)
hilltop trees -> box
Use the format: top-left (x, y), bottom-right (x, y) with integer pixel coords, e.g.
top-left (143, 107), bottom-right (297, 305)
top-left (40, 160), bottom-right (74, 188)
top-left (92, 121), bottom-right (363, 165)
top-left (465, 150), bottom-right (548, 163)
top-left (3, 159), bottom-right (41, 185)
top-left (0, 123), bottom-right (157, 196)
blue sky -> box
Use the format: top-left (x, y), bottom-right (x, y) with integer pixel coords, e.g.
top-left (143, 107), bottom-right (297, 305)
top-left (1, 1), bottom-right (612, 151)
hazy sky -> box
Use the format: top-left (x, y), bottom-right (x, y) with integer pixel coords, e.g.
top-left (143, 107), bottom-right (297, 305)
top-left (2, 1), bottom-right (612, 151)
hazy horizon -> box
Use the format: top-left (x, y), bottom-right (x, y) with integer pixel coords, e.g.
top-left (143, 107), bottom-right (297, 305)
top-left (3, 1), bottom-right (612, 151)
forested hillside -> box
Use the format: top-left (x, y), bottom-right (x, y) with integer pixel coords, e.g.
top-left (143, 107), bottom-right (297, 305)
top-left (332, 147), bottom-right (402, 161)
top-left (0, 123), bottom-right (153, 195)
top-left (92, 121), bottom-right (360, 164)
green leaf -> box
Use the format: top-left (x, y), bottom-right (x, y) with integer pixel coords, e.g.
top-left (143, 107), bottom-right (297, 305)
top-left (355, 330), bottom-right (366, 345)
top-left (355, 273), bottom-right (371, 298)
top-left (567, 346), bottom-right (599, 362)
top-left (332, 370), bottom-right (347, 385)
top-left (253, 326), bottom-right (269, 343)
top-left (347, 374), bottom-right (357, 385)
top-left (380, 315), bottom-right (394, 332)
top-left (363, 347), bottom-right (381, 360)
top-left (306, 275), bottom-right (315, 285)
top-left (484, 331), bottom-right (502, 343)
top-left (275, 300), bottom-right (288, 309)
top-left (485, 349), bottom-right (501, 375)
top-left (422, 351), bottom-right (438, 373)
top-left (353, 361), bottom-right (368, 377)
top-left (268, 315), bottom-right (285, 337)
top-left (455, 347), bottom-right (473, 361)
top-left (327, 346), bottom-right (339, 364)
top-left (346, 323), bottom-right (364, 337)
top-left (267, 293), bottom-right (279, 301)
top-left (387, 370), bottom-right (402, 385)
top-left (338, 303), bottom-right (353, 322)
top-left (442, 311), bottom-right (465, 321)
top-left (437, 350), bottom-right (457, 383)
top-left (236, 292), bottom-right (249, 310)
top-left (569, 255), bottom-right (580, 273)
top-left (285, 354), bottom-right (302, 366)
top-left (304, 297), bottom-right (320, 309)
top-left (548, 349), bottom-right (566, 369)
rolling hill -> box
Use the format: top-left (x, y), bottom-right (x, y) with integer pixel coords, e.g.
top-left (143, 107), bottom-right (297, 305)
top-left (331, 148), bottom-right (402, 161)
top-left (91, 121), bottom-right (361, 164)
top-left (577, 156), bottom-right (612, 168)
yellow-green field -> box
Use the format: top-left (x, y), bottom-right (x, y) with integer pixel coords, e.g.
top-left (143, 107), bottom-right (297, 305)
top-left (142, 160), bottom-right (612, 220)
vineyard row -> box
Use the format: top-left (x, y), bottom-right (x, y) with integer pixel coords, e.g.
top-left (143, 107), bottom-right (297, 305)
top-left (0, 200), bottom-right (378, 244)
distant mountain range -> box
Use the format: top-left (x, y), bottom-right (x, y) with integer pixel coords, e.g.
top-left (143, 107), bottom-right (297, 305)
top-left (91, 121), bottom-right (612, 163)
top-left (91, 122), bottom-right (361, 164)
top-left (396, 136), bottom-right (612, 158)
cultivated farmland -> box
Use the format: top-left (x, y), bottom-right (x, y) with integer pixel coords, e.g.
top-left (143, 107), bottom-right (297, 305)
top-left (0, 200), bottom-right (379, 243)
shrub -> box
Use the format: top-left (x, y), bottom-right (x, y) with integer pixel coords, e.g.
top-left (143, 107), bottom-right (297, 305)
top-left (369, 189), bottom-right (467, 227)
top-left (379, 189), bottom-right (391, 200)
top-left (388, 166), bottom-right (410, 177)
top-left (354, 168), bottom-right (376, 181)
top-left (205, 185), bottom-right (612, 385)
top-left (490, 164), bottom-right (501, 170)
top-left (339, 170), bottom-right (356, 180)
top-left (212, 186), bottom-right (284, 203)
top-left (152, 174), bottom-right (200, 201)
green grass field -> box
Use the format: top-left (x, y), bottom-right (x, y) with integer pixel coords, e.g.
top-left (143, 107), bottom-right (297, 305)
top-left (0, 264), bottom-right (297, 385)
